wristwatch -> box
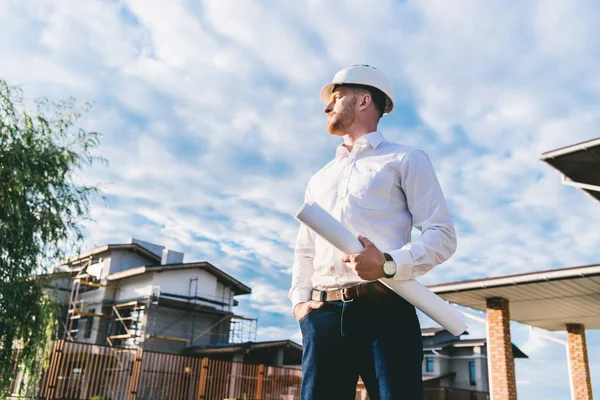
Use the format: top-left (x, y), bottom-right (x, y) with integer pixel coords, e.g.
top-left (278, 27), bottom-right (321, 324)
top-left (382, 253), bottom-right (397, 279)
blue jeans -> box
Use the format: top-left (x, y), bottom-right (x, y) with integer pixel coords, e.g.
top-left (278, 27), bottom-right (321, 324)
top-left (299, 291), bottom-right (424, 400)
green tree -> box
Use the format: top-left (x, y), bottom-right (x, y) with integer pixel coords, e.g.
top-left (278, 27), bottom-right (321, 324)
top-left (0, 79), bottom-right (104, 396)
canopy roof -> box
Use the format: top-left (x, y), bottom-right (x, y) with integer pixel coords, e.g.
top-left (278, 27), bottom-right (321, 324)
top-left (429, 264), bottom-right (600, 331)
top-left (540, 137), bottom-right (600, 202)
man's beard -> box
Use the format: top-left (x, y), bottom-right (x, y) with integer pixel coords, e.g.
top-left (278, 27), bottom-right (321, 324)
top-left (327, 101), bottom-right (356, 136)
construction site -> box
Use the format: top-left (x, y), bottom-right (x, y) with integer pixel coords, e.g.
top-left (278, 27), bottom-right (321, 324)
top-left (3, 238), bottom-right (304, 399)
top-left (46, 238), bottom-right (299, 365)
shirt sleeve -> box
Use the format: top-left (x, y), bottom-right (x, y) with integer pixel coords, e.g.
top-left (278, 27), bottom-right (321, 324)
top-left (288, 185), bottom-right (316, 313)
top-left (388, 149), bottom-right (457, 280)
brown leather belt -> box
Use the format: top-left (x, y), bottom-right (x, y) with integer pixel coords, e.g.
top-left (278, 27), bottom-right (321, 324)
top-left (311, 281), bottom-right (390, 302)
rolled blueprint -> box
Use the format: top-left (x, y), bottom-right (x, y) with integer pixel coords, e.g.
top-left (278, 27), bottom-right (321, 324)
top-left (295, 201), bottom-right (468, 336)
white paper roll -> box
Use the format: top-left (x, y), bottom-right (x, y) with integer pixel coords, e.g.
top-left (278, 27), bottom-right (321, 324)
top-left (295, 201), bottom-right (468, 336)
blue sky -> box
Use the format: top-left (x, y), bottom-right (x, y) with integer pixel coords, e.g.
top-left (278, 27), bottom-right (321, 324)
top-left (2, 1), bottom-right (600, 398)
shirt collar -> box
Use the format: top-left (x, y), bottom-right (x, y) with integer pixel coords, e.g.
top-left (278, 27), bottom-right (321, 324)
top-left (359, 130), bottom-right (385, 149)
top-left (335, 131), bottom-right (386, 159)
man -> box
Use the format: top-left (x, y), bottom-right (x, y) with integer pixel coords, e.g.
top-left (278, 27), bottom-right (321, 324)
top-left (289, 65), bottom-right (457, 400)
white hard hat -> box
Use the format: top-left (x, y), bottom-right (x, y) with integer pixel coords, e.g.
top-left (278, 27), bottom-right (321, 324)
top-left (319, 65), bottom-right (394, 115)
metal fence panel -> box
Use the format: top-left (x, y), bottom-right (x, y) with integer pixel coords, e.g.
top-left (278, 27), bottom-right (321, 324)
top-left (37, 340), bottom-right (137, 399)
top-left (135, 349), bottom-right (203, 400)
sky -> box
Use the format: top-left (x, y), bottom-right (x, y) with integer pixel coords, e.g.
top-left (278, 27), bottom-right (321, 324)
top-left (1, 1), bottom-right (599, 398)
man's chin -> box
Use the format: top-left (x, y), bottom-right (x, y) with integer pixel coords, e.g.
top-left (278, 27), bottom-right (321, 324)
top-left (326, 123), bottom-right (344, 136)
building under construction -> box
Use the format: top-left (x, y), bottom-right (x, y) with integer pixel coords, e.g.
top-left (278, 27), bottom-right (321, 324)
top-left (46, 238), bottom-right (301, 367)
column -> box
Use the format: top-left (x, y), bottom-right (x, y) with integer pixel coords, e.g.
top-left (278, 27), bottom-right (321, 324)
top-left (486, 297), bottom-right (517, 400)
top-left (566, 323), bottom-right (593, 400)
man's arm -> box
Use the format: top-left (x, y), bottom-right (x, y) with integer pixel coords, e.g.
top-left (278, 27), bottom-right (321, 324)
top-left (288, 186), bottom-right (322, 317)
top-left (388, 149), bottom-right (457, 280)
top-left (344, 150), bottom-right (456, 280)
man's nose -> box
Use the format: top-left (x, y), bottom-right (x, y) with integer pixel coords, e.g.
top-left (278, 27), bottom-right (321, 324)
top-left (323, 103), bottom-right (332, 114)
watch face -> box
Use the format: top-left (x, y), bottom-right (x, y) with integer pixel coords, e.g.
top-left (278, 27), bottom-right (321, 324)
top-left (383, 260), bottom-right (396, 276)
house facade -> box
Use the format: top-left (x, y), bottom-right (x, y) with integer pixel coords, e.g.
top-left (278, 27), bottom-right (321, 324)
top-left (45, 238), bottom-right (300, 366)
top-left (420, 327), bottom-right (527, 392)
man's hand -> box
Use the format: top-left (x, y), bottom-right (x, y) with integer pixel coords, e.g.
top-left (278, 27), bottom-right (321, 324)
top-left (341, 235), bottom-right (386, 280)
top-left (293, 300), bottom-right (324, 321)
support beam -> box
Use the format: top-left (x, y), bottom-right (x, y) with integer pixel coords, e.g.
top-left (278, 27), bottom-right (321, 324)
top-left (72, 310), bottom-right (110, 319)
top-left (486, 297), bottom-right (517, 400)
top-left (149, 335), bottom-right (190, 343)
top-left (78, 280), bottom-right (118, 289)
top-left (566, 323), bottom-right (593, 400)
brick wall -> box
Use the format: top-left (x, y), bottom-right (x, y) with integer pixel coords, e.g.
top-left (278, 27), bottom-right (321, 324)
top-left (486, 297), bottom-right (516, 400)
top-left (567, 323), bottom-right (593, 400)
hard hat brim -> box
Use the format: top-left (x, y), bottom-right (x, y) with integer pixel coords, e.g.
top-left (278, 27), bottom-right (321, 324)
top-left (319, 83), bottom-right (336, 105)
top-left (319, 82), bottom-right (394, 116)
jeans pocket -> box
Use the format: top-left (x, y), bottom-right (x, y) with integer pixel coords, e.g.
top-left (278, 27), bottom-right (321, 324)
top-left (298, 310), bottom-right (312, 324)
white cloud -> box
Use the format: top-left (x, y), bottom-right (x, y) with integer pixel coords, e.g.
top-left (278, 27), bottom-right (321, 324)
top-left (257, 325), bottom-right (302, 345)
top-left (246, 280), bottom-right (292, 316)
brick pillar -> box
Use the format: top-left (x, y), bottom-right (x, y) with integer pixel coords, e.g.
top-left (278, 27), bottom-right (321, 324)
top-left (486, 297), bottom-right (517, 400)
top-left (566, 323), bottom-right (593, 400)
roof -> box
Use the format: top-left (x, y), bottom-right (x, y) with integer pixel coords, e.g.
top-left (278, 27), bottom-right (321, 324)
top-left (429, 264), bottom-right (600, 331)
top-left (540, 137), bottom-right (600, 202)
top-left (186, 340), bottom-right (302, 355)
top-left (63, 243), bottom-right (161, 265)
top-left (106, 261), bottom-right (252, 295)
top-left (423, 338), bottom-right (528, 358)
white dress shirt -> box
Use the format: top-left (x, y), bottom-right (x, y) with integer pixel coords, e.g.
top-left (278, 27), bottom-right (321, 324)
top-left (289, 131), bottom-right (457, 309)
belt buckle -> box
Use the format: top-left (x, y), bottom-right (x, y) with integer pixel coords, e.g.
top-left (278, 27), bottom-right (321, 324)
top-left (340, 287), bottom-right (354, 303)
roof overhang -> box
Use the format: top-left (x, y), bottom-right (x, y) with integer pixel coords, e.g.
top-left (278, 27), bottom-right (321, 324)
top-left (540, 137), bottom-right (600, 203)
top-left (106, 262), bottom-right (252, 295)
top-left (186, 340), bottom-right (303, 355)
top-left (423, 340), bottom-right (527, 358)
top-left (62, 244), bottom-right (161, 266)
top-left (429, 264), bottom-right (600, 331)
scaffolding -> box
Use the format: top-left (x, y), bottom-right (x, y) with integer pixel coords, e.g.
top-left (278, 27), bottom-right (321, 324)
top-left (64, 265), bottom-right (258, 350)
top-left (63, 256), bottom-right (152, 349)
top-left (106, 300), bottom-right (146, 347)
top-left (229, 315), bottom-right (258, 343)
top-left (63, 257), bottom-right (117, 343)
top-left (184, 313), bottom-right (257, 345)
top-left (188, 277), bottom-right (257, 345)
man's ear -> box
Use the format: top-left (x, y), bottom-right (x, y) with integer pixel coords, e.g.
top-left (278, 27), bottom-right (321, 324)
top-left (359, 93), bottom-right (371, 110)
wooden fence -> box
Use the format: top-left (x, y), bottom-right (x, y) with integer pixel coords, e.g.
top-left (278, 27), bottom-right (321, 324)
top-left (8, 340), bottom-right (489, 400)
top-left (11, 340), bottom-right (301, 399)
